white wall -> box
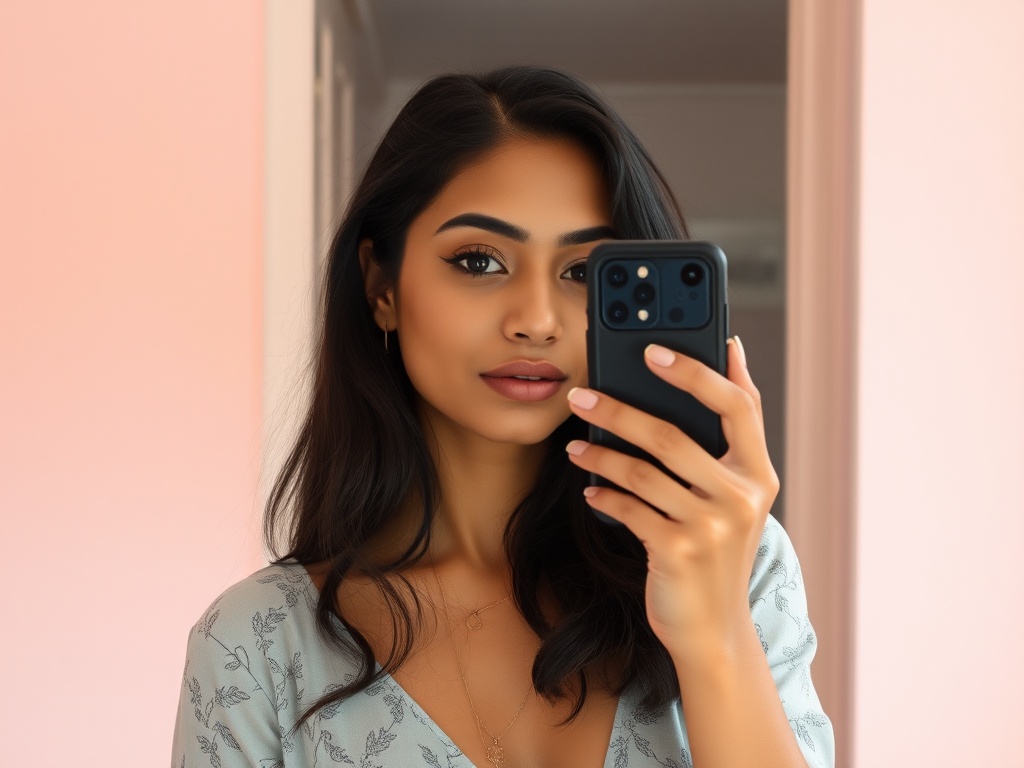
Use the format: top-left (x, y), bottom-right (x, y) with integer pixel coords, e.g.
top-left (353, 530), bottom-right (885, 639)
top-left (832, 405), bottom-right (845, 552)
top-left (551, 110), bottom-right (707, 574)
top-left (853, 1), bottom-right (1024, 764)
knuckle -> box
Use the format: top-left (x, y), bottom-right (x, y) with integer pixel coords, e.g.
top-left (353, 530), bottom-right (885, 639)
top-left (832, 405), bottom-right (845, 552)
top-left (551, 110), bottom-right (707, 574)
top-left (626, 459), bottom-right (656, 488)
top-left (652, 421), bottom-right (685, 454)
top-left (748, 385), bottom-right (764, 413)
top-left (730, 387), bottom-right (758, 418)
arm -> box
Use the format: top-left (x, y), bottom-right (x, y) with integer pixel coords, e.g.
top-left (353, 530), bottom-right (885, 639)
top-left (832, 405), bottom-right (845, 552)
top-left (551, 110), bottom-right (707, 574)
top-left (566, 337), bottom-right (833, 768)
top-left (671, 518), bottom-right (833, 768)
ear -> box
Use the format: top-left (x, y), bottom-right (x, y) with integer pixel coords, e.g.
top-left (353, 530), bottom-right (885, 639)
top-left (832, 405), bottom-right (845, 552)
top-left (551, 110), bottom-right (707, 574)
top-left (358, 239), bottom-right (398, 332)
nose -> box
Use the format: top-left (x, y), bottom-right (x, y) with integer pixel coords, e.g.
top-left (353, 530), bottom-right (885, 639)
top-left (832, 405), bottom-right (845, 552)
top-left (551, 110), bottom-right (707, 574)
top-left (501, 271), bottom-right (563, 344)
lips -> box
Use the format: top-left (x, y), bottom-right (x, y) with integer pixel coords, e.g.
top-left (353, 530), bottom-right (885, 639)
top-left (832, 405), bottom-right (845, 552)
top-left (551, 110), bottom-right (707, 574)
top-left (480, 360), bottom-right (568, 402)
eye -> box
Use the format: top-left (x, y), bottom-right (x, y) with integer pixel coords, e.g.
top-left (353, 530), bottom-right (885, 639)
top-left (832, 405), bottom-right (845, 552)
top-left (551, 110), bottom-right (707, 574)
top-left (443, 246), bottom-right (506, 277)
top-left (560, 261), bottom-right (587, 284)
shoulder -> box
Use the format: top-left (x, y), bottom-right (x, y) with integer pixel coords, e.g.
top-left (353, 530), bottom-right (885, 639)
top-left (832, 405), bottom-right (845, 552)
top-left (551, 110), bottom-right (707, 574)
top-left (183, 561), bottom-right (320, 680)
top-left (190, 561), bottom-right (315, 641)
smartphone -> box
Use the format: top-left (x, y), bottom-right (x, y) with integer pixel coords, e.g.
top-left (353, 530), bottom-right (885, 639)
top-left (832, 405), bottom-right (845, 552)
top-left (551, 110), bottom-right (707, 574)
top-left (585, 241), bottom-right (729, 518)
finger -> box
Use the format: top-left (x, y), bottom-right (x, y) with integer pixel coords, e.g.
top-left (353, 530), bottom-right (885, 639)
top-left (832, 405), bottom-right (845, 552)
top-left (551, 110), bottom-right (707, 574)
top-left (566, 387), bottom-right (732, 496)
top-left (641, 342), bottom-right (767, 465)
top-left (727, 336), bottom-right (765, 429)
top-left (565, 439), bottom-right (712, 516)
top-left (581, 484), bottom-right (674, 546)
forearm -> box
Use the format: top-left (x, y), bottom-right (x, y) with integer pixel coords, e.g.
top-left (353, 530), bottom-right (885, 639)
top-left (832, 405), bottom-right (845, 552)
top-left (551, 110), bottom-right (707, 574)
top-left (672, 624), bottom-right (809, 768)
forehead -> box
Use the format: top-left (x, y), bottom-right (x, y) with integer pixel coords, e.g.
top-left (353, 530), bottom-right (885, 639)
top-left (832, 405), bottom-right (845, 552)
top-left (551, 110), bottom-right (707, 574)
top-left (410, 137), bottom-right (612, 240)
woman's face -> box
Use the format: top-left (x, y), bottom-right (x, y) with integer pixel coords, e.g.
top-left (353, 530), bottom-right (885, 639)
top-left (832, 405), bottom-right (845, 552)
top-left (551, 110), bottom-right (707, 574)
top-left (383, 137), bottom-right (613, 447)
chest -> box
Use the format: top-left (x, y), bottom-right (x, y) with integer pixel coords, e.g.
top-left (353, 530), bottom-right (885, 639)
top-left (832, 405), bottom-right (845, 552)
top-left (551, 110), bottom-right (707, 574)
top-left (336, 576), bottom-right (621, 768)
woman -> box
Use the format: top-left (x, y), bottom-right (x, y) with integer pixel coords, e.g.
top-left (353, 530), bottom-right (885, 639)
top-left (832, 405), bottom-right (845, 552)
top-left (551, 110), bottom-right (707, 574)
top-left (173, 66), bottom-right (834, 768)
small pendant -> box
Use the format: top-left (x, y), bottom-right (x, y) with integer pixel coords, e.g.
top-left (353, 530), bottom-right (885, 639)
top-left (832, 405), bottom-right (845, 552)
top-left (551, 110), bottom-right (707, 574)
top-left (486, 744), bottom-right (505, 766)
top-left (466, 611), bottom-right (484, 631)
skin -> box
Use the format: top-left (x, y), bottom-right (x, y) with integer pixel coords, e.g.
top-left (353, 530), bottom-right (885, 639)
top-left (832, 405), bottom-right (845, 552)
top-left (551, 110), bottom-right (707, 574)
top-left (354, 136), bottom-right (809, 768)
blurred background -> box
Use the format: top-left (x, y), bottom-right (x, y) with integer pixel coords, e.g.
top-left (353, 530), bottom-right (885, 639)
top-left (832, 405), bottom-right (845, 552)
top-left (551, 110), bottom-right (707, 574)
top-left (2, 2), bottom-right (1022, 766)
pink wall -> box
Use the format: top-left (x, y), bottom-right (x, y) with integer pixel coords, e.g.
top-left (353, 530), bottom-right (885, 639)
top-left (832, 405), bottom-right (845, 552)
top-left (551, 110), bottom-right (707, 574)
top-left (854, 1), bottom-right (1024, 764)
top-left (0, 3), bottom-right (265, 764)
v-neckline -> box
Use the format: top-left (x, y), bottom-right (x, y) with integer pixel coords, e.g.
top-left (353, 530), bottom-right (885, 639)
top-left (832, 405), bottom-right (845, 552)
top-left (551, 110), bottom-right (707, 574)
top-left (374, 661), bottom-right (627, 768)
top-left (295, 562), bottom-right (628, 767)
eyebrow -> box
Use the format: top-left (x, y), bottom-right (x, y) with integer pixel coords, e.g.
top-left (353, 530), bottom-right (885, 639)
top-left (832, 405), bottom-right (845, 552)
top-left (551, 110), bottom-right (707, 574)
top-left (434, 213), bottom-right (616, 247)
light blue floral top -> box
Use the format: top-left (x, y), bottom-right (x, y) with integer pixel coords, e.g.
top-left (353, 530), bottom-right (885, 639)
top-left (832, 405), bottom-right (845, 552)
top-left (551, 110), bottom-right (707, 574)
top-left (172, 515), bottom-right (834, 768)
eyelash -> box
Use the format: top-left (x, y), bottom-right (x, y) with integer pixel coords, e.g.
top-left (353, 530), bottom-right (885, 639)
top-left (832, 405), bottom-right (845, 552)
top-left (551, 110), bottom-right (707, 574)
top-left (442, 247), bottom-right (588, 284)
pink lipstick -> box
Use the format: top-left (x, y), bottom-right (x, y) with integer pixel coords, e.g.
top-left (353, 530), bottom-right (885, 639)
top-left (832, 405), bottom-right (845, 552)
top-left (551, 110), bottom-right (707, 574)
top-left (480, 361), bottom-right (567, 403)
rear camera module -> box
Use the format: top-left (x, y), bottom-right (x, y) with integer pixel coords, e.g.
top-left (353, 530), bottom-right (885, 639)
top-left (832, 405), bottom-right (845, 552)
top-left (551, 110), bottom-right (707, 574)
top-left (633, 282), bottom-right (655, 306)
top-left (608, 301), bottom-right (629, 324)
top-left (607, 265), bottom-right (628, 288)
top-left (681, 262), bottom-right (704, 287)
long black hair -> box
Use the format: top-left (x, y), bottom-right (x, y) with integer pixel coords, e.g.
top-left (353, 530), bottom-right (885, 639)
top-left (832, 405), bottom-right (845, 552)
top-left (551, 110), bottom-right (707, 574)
top-left (265, 65), bottom-right (690, 726)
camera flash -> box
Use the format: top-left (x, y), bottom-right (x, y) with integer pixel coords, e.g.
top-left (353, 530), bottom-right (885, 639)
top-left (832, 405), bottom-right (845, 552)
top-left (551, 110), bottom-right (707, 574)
top-left (638, 309), bottom-right (650, 321)
top-left (637, 266), bottom-right (649, 279)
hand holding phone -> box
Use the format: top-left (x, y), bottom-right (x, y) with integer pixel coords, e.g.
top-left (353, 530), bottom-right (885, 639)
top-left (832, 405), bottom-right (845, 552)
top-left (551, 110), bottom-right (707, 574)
top-left (585, 242), bottom-right (729, 510)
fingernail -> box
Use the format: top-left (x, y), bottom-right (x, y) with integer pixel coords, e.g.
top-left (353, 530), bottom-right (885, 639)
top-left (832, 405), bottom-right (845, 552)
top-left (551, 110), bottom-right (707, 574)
top-left (566, 440), bottom-right (589, 456)
top-left (583, 486), bottom-right (599, 498)
top-left (732, 335), bottom-right (748, 368)
top-left (645, 344), bottom-right (675, 367)
top-left (567, 387), bottom-right (599, 410)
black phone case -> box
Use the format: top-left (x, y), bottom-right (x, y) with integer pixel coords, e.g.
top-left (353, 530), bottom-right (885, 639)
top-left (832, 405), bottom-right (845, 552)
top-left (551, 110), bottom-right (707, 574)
top-left (585, 241), bottom-right (729, 518)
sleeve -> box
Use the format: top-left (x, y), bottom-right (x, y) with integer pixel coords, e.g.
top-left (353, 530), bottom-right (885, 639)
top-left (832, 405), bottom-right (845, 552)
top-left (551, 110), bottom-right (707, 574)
top-left (171, 592), bottom-right (285, 768)
top-left (749, 515), bottom-right (836, 768)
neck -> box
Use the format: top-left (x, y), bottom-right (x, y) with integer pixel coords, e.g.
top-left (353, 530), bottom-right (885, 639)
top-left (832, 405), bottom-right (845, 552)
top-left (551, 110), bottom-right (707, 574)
top-left (419, 403), bottom-right (548, 573)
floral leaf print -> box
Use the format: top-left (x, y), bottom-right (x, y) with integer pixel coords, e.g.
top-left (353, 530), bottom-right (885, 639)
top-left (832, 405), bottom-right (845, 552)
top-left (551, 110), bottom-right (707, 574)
top-left (611, 734), bottom-right (629, 768)
top-left (803, 711), bottom-right (829, 728)
top-left (365, 681), bottom-right (387, 696)
top-left (213, 721), bottom-right (242, 750)
top-left (199, 609), bottom-right (221, 638)
top-left (679, 747), bottom-right (694, 768)
top-left (253, 607), bottom-right (287, 652)
top-left (204, 699), bottom-right (215, 726)
top-left (197, 734), bottom-right (222, 768)
top-left (782, 633), bottom-right (816, 671)
top-left (279, 724), bottom-right (295, 754)
top-left (322, 732), bottom-right (356, 764)
top-left (775, 590), bottom-right (790, 614)
top-left (789, 712), bottom-right (828, 752)
top-left (224, 645), bottom-right (249, 672)
top-left (756, 544), bottom-right (769, 557)
top-left (189, 677), bottom-right (203, 707)
top-left (275, 580), bottom-right (304, 608)
top-left (319, 683), bottom-right (346, 720)
top-left (767, 558), bottom-right (787, 578)
top-left (796, 720), bottom-right (813, 750)
top-left (215, 685), bottom-right (251, 707)
top-left (420, 745), bottom-right (443, 768)
top-left (382, 692), bottom-right (404, 723)
top-left (286, 652), bottom-right (303, 680)
top-left (630, 704), bottom-right (664, 725)
top-left (632, 733), bottom-right (656, 758)
top-left (365, 726), bottom-right (397, 756)
top-left (754, 622), bottom-right (769, 653)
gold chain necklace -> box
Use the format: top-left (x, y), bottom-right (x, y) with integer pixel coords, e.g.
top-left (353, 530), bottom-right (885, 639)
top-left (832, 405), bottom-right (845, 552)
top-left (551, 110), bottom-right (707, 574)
top-left (431, 562), bottom-right (533, 767)
top-left (466, 595), bottom-right (510, 630)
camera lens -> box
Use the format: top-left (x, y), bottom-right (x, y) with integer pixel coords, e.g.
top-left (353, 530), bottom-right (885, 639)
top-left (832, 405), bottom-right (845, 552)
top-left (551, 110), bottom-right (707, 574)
top-left (608, 301), bottom-right (629, 324)
top-left (681, 263), bottom-right (704, 287)
top-left (607, 265), bottom-right (628, 288)
top-left (633, 282), bottom-right (655, 306)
